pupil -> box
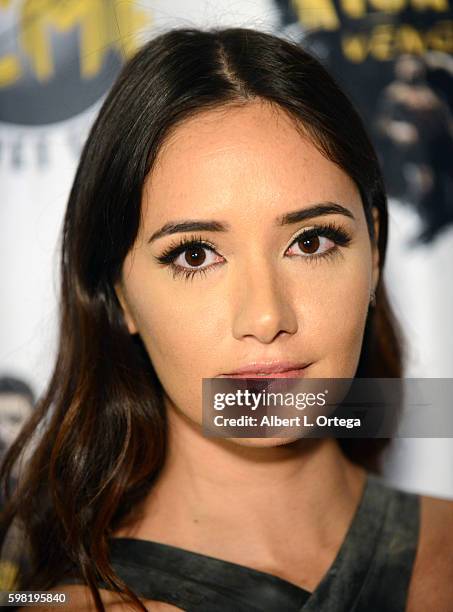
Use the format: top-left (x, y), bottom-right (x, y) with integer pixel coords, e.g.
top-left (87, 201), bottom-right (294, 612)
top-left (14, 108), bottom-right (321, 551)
top-left (185, 247), bottom-right (206, 266)
top-left (299, 235), bottom-right (319, 254)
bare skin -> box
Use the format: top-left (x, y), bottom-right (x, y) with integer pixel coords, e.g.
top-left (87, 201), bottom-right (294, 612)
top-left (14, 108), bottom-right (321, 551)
top-left (406, 495), bottom-right (453, 611)
top-left (32, 101), bottom-right (453, 610)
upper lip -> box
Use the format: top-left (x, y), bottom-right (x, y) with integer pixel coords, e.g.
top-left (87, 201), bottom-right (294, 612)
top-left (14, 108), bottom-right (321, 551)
top-left (221, 361), bottom-right (311, 375)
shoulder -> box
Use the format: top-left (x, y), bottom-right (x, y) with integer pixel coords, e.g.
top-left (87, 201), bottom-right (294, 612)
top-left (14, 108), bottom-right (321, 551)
top-left (406, 492), bottom-right (453, 612)
top-left (17, 585), bottom-right (182, 611)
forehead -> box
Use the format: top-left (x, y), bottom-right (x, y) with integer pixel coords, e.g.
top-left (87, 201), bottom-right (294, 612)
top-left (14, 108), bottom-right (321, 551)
top-left (141, 101), bottom-right (362, 230)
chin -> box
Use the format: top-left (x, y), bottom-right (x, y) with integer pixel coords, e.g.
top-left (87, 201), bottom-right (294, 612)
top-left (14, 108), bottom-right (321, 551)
top-left (226, 435), bottom-right (302, 448)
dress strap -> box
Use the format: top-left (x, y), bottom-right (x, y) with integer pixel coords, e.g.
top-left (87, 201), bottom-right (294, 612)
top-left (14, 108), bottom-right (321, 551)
top-left (300, 473), bottom-right (420, 611)
top-left (349, 480), bottom-right (420, 611)
top-left (100, 537), bottom-right (311, 611)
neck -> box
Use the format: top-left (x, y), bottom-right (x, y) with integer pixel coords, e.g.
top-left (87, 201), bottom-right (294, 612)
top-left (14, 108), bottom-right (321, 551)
top-left (116, 398), bottom-right (367, 571)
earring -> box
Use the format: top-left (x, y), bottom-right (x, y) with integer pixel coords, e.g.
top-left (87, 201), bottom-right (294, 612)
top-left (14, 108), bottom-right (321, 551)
top-left (370, 289), bottom-right (377, 307)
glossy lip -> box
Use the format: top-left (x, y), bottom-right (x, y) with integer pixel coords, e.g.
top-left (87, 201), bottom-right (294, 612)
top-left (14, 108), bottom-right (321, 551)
top-left (219, 361), bottom-right (312, 378)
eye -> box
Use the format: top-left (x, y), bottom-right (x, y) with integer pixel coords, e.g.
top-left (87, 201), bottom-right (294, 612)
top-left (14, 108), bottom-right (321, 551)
top-left (286, 224), bottom-right (352, 261)
top-left (286, 232), bottom-right (334, 257)
top-left (154, 235), bottom-right (225, 281)
top-left (155, 223), bottom-right (352, 282)
top-left (173, 244), bottom-right (222, 270)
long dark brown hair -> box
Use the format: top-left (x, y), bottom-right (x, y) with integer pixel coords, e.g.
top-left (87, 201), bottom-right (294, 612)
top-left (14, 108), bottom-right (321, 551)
top-left (0, 26), bottom-right (405, 610)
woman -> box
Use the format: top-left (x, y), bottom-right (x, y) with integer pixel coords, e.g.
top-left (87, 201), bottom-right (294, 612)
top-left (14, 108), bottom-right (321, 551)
top-left (1, 26), bottom-right (452, 612)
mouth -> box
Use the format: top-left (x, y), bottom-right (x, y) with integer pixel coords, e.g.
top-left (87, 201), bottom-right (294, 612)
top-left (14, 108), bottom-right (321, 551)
top-left (218, 362), bottom-right (312, 379)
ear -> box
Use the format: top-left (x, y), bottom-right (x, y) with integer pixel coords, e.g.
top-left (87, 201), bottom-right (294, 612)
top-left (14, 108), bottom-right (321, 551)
top-left (114, 282), bottom-right (138, 335)
top-left (371, 207), bottom-right (380, 292)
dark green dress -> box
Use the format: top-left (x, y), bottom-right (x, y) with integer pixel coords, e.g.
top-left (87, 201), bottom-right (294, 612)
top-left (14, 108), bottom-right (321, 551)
top-left (63, 472), bottom-right (421, 611)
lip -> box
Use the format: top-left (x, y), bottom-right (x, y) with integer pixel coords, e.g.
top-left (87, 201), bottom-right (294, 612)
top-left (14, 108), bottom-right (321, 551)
top-left (219, 361), bottom-right (312, 378)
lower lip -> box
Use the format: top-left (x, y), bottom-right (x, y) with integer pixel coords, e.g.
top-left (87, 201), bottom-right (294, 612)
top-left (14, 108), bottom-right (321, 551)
top-left (220, 366), bottom-right (310, 379)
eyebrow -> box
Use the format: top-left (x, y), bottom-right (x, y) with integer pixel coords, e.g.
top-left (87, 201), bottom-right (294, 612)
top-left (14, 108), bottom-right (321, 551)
top-left (147, 201), bottom-right (355, 244)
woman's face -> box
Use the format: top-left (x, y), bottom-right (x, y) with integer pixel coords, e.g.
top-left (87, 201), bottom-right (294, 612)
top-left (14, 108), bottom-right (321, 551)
top-left (115, 101), bottom-right (379, 444)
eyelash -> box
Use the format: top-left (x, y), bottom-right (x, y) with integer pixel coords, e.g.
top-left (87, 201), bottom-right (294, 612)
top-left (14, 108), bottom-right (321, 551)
top-left (155, 222), bottom-right (352, 281)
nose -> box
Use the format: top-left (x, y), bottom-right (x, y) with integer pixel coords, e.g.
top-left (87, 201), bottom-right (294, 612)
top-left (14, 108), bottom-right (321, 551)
top-left (231, 258), bottom-right (298, 343)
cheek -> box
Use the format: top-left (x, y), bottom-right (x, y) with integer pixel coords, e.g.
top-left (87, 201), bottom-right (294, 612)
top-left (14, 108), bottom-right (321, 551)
top-left (124, 266), bottom-right (224, 419)
top-left (302, 251), bottom-right (371, 377)
top-left (137, 290), bottom-right (221, 372)
top-left (144, 309), bottom-right (215, 375)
